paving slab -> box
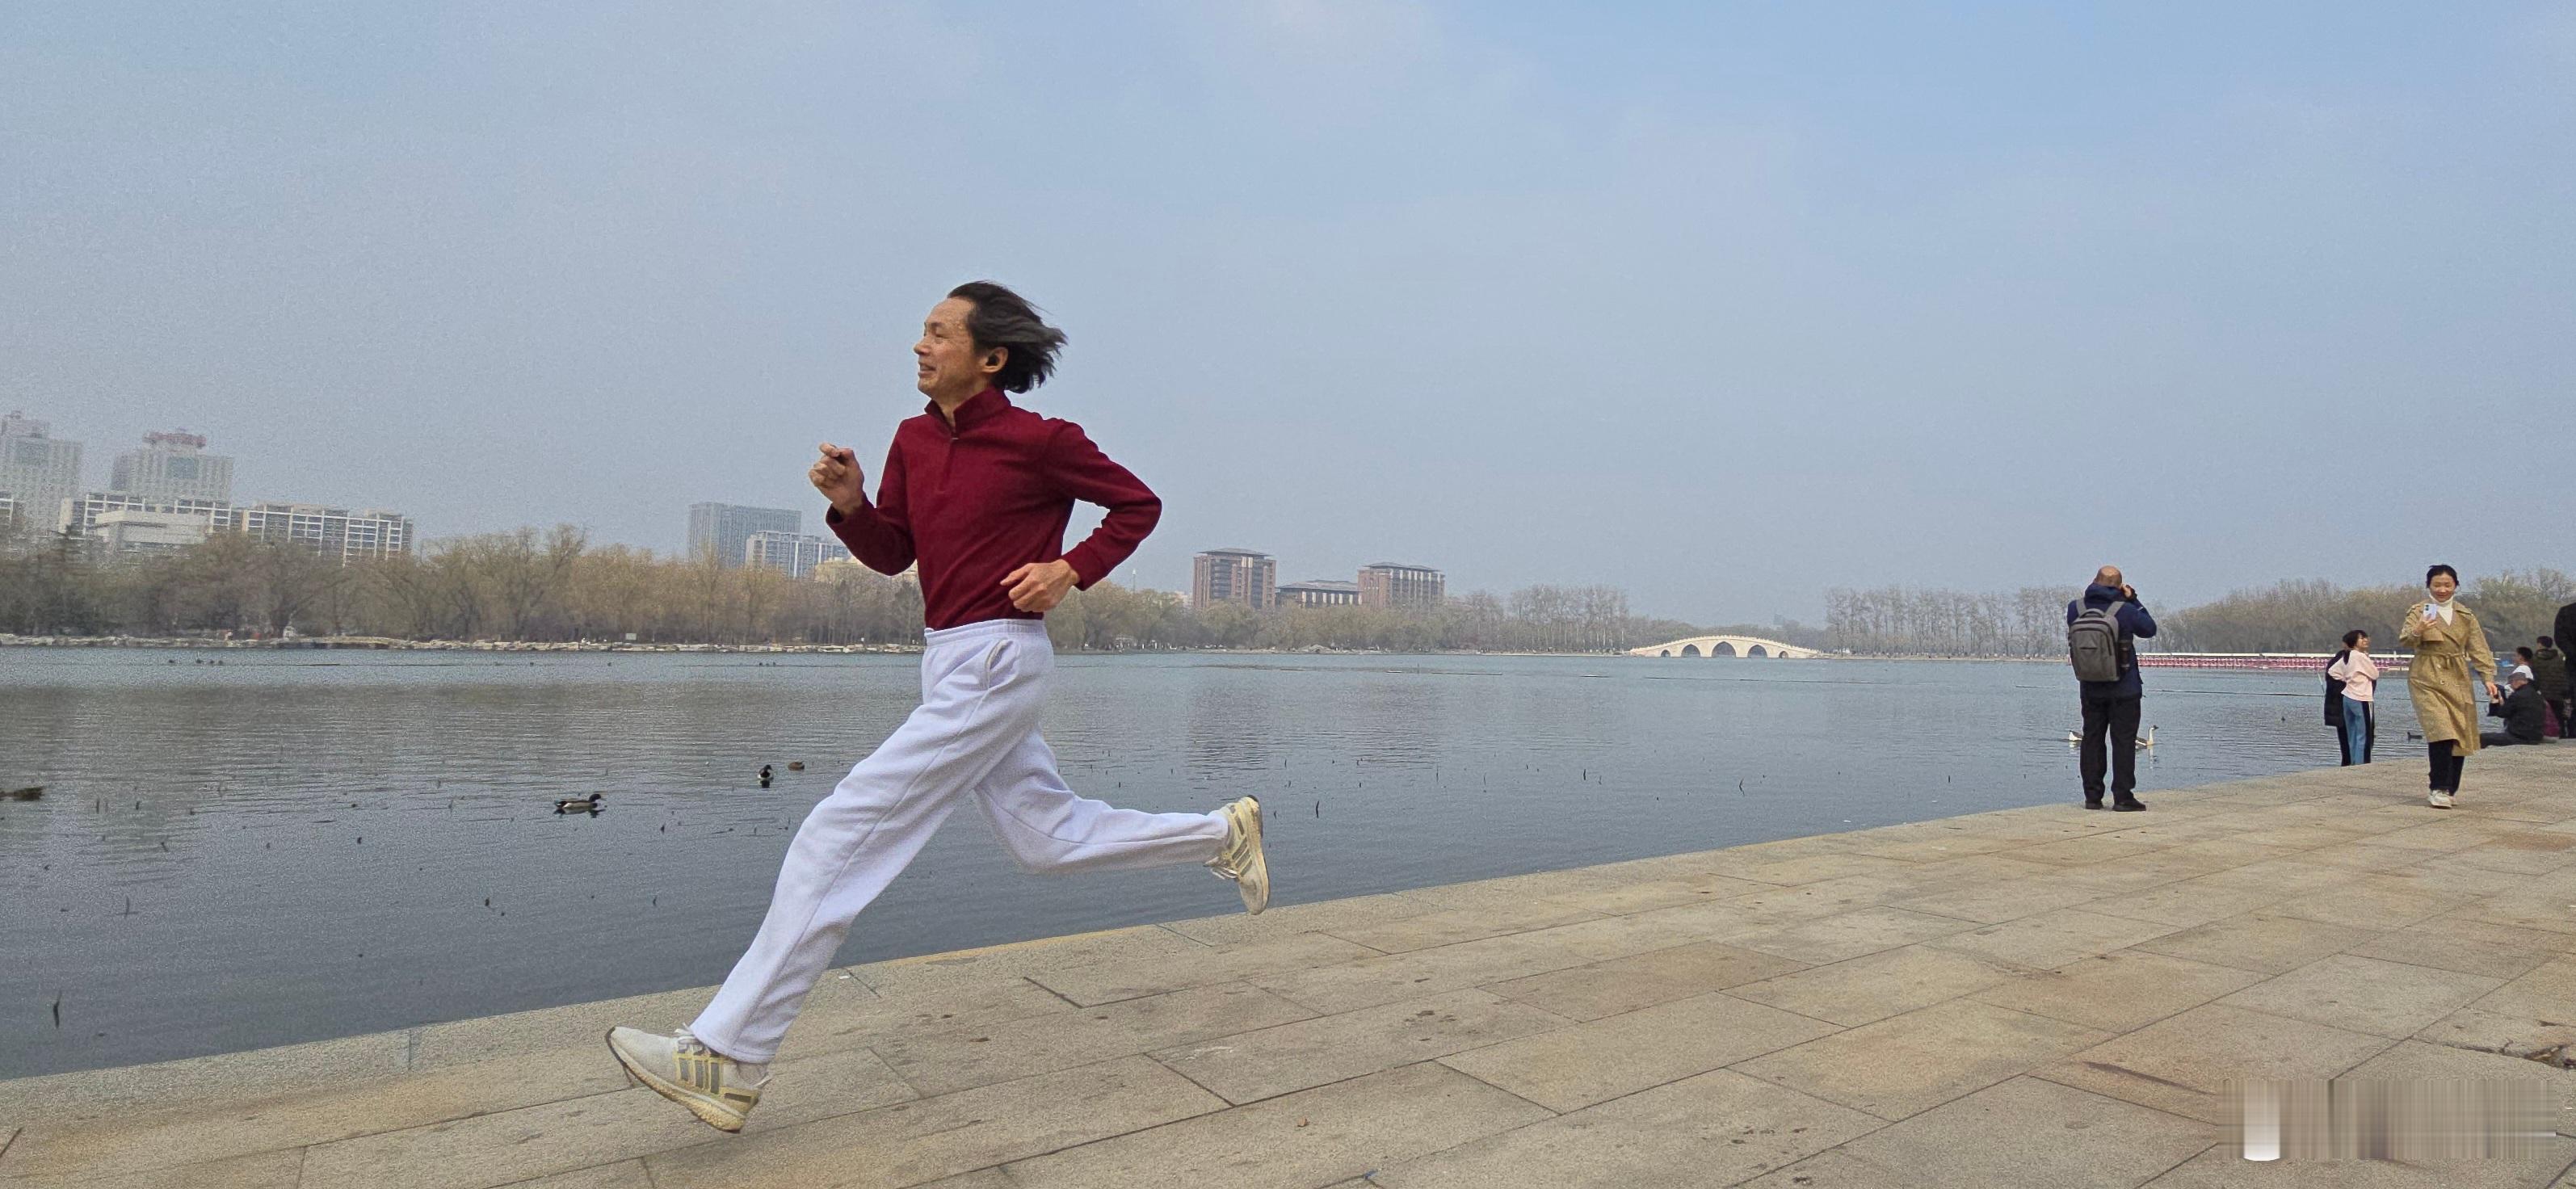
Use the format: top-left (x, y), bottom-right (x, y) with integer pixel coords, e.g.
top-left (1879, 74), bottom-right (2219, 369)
top-left (1764, 1075), bottom-right (2212, 1189)
top-left (300, 1045), bottom-right (917, 1189)
top-left (1157, 893), bottom-right (1435, 946)
top-left (641, 1057), bottom-right (1222, 1189)
top-left (1325, 899), bottom-right (1605, 952)
top-left (2131, 914), bottom-right (2386, 976)
top-left (1969, 951), bottom-right (2267, 1033)
top-left (1532, 872), bottom-right (1775, 915)
top-left (1478, 939), bottom-right (1809, 1020)
top-left (1734, 998), bottom-right (2112, 1120)
top-left (496, 1162), bottom-right (657, 1189)
top-left (1438, 990), bottom-right (1838, 1111)
top-left (1027, 931), bottom-right (1380, 1006)
top-left (2036, 1003), bottom-right (2397, 1123)
top-left (1149, 989), bottom-right (1565, 1104)
top-left (1004, 1061), bottom-right (1551, 1189)
top-left (1364, 1069), bottom-right (1885, 1188)
top-left (1931, 907), bottom-right (2188, 969)
top-left (872, 981), bottom-right (1313, 1095)
top-left (0, 1043), bottom-right (629, 1181)
top-left (0, 1148), bottom-right (305, 1189)
top-left (2214, 954), bottom-right (2503, 1039)
top-left (1727, 944), bottom-right (2030, 1027)
top-left (10, 746), bottom-right (2575, 1187)
top-left (1246, 913), bottom-right (1707, 1015)
top-left (1722, 905), bottom-right (1979, 964)
top-left (1890, 872), bottom-right (2110, 924)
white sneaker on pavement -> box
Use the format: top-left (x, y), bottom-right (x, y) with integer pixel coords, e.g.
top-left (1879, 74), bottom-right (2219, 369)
top-left (606, 1025), bottom-right (765, 1133)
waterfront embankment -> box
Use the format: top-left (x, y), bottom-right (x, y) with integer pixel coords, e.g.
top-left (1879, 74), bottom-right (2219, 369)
top-left (6, 748), bottom-right (2574, 1187)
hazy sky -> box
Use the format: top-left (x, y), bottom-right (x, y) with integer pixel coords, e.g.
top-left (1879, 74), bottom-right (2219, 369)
top-left (6, 2), bottom-right (2570, 622)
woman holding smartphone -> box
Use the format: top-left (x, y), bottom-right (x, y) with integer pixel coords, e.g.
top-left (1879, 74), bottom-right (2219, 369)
top-left (2398, 564), bottom-right (2500, 808)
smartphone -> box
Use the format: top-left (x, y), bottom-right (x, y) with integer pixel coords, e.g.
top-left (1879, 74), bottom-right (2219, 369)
top-left (2422, 604), bottom-right (2438, 623)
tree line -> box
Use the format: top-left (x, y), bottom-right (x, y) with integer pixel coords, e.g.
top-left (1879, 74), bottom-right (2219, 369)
top-left (21, 521), bottom-right (2549, 657)
top-left (0, 525), bottom-right (1748, 653)
top-left (1826, 569), bottom-right (2573, 657)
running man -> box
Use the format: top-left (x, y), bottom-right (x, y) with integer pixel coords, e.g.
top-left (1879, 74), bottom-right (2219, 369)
top-left (608, 282), bottom-right (1268, 1133)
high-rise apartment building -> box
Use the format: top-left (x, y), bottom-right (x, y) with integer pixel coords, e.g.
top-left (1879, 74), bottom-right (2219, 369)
top-left (744, 530), bottom-right (852, 579)
top-left (110, 431), bottom-right (235, 505)
top-left (62, 492), bottom-right (229, 537)
top-left (1191, 548), bottom-right (1276, 611)
top-left (687, 502), bottom-right (802, 569)
top-left (1277, 579), bottom-right (1362, 608)
top-left (212, 502), bottom-right (414, 564)
top-left (1358, 561), bottom-right (1445, 610)
top-left (0, 412), bottom-right (82, 535)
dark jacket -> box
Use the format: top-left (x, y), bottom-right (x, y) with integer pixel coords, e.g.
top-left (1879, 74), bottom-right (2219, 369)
top-left (2068, 583), bottom-right (2158, 699)
top-left (2534, 647), bottom-right (2568, 700)
top-left (2557, 603), bottom-right (2576, 691)
top-left (2324, 649), bottom-right (2349, 724)
top-left (2489, 684), bottom-right (2548, 745)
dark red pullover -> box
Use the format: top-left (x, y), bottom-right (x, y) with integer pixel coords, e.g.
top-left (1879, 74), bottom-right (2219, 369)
top-left (825, 388), bottom-right (1161, 631)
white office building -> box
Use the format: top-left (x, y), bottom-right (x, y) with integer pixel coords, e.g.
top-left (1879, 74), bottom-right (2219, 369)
top-left (744, 530), bottom-right (851, 579)
top-left (110, 431), bottom-right (235, 505)
top-left (1, 412), bottom-right (82, 535)
top-left (688, 502), bottom-right (802, 569)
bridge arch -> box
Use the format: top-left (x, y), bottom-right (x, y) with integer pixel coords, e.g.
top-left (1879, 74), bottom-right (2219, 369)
top-left (1628, 633), bottom-right (1823, 661)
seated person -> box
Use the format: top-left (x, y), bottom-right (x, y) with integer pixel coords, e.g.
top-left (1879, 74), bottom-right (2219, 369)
top-left (2484, 670), bottom-right (2550, 746)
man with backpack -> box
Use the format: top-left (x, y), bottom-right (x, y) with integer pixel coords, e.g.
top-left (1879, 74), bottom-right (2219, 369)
top-left (2068, 566), bottom-right (2159, 810)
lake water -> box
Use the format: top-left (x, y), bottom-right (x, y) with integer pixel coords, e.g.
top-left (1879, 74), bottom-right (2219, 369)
top-left (0, 647), bottom-right (2420, 1078)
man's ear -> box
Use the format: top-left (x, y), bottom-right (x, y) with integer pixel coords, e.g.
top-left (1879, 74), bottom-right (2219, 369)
top-left (982, 347), bottom-right (1006, 374)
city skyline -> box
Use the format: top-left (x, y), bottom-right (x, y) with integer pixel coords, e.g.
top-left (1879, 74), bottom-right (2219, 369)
top-left (11, 2), bottom-right (2570, 621)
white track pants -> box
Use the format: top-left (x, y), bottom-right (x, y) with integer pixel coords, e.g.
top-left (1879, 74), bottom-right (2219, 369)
top-left (690, 619), bottom-right (1227, 1062)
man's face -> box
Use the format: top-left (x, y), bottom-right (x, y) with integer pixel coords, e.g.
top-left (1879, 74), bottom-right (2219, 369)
top-left (914, 297), bottom-right (995, 401)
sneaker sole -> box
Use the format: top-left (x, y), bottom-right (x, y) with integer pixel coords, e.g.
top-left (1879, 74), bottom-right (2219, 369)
top-left (1238, 798), bottom-right (1269, 915)
top-left (605, 1029), bottom-right (748, 1134)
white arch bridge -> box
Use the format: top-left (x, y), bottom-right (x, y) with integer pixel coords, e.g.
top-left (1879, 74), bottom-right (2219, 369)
top-left (1630, 635), bottom-right (1823, 660)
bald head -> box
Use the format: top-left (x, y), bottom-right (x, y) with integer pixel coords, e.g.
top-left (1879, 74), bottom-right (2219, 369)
top-left (2095, 566), bottom-right (2124, 588)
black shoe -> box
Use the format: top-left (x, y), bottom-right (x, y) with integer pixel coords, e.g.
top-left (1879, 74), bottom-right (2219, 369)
top-left (2082, 798), bottom-right (2105, 810)
top-left (2112, 798), bottom-right (2146, 812)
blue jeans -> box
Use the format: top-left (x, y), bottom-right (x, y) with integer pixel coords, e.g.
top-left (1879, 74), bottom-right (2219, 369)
top-left (2341, 699), bottom-right (2374, 765)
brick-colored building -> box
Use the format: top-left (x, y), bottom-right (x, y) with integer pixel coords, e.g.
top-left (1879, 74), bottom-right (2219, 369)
top-left (1358, 561), bottom-right (1444, 610)
top-left (1192, 548), bottom-right (1275, 611)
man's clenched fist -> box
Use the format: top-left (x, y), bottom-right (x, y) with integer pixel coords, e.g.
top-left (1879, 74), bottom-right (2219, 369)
top-left (1002, 559), bottom-right (1079, 613)
top-left (809, 443), bottom-right (866, 516)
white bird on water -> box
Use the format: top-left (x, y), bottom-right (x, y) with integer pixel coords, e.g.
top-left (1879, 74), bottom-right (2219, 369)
top-left (2065, 725), bottom-right (2156, 748)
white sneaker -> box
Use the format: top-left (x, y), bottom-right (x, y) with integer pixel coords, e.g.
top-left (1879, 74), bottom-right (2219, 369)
top-left (606, 1026), bottom-right (763, 1132)
top-left (1208, 796), bottom-right (1269, 914)
top-left (2428, 790), bottom-right (2454, 809)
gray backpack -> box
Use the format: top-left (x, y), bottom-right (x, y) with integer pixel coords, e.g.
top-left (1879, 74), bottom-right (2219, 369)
top-left (2068, 602), bottom-right (2128, 683)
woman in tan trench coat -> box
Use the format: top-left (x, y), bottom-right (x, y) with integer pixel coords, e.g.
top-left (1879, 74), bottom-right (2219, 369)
top-left (2398, 564), bottom-right (2500, 809)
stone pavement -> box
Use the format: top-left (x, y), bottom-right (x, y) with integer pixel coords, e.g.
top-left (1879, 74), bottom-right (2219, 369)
top-left (8, 746), bottom-right (2576, 1188)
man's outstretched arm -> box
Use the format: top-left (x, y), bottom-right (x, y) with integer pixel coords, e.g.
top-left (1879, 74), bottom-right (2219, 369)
top-left (815, 442), bottom-right (916, 575)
